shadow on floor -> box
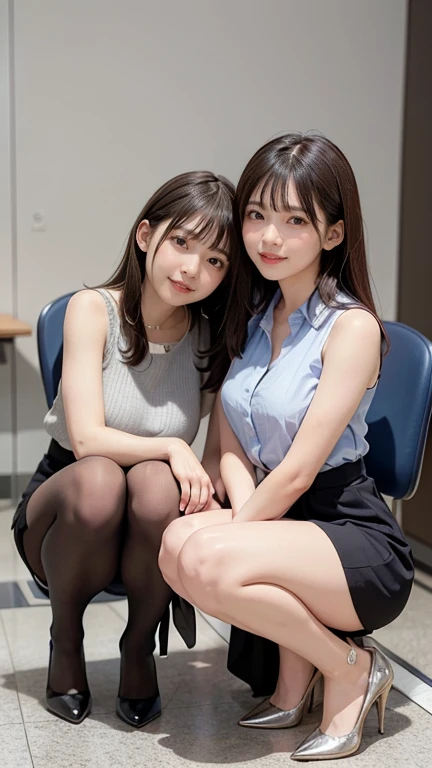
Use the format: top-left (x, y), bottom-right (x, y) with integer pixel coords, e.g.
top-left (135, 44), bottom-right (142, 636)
top-left (0, 647), bottom-right (413, 764)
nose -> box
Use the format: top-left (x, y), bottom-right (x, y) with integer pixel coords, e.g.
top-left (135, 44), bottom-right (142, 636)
top-left (262, 223), bottom-right (283, 247)
top-left (180, 253), bottom-right (200, 278)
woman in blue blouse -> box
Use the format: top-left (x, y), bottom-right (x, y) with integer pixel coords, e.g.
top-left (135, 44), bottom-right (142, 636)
top-left (159, 134), bottom-right (414, 761)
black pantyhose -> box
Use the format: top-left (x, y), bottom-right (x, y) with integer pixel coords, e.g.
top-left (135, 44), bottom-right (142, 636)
top-left (24, 457), bottom-right (126, 692)
top-left (119, 461), bottom-right (181, 698)
top-left (23, 457), bottom-right (181, 699)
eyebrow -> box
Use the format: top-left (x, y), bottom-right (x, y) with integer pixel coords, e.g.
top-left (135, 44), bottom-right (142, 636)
top-left (246, 200), bottom-right (306, 213)
top-left (176, 227), bottom-right (229, 259)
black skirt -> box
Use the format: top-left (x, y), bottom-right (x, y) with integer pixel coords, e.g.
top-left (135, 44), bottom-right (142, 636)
top-left (228, 458), bottom-right (414, 696)
top-left (11, 439), bottom-right (196, 656)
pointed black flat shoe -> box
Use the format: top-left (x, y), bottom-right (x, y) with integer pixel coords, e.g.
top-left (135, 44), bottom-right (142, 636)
top-left (46, 640), bottom-right (92, 725)
top-left (116, 693), bottom-right (161, 728)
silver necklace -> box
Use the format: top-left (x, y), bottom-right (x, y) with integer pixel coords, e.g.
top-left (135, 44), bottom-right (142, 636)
top-left (144, 306), bottom-right (187, 331)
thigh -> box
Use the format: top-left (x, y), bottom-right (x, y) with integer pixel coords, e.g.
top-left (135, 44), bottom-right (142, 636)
top-left (180, 520), bottom-right (363, 632)
top-left (24, 456), bottom-right (125, 580)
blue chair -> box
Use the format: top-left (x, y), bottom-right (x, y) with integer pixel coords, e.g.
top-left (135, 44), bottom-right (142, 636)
top-left (364, 321), bottom-right (432, 523)
top-left (37, 292), bottom-right (76, 408)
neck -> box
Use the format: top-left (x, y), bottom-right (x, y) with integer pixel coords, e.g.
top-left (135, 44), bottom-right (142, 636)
top-left (140, 278), bottom-right (183, 328)
top-left (276, 265), bottom-right (319, 318)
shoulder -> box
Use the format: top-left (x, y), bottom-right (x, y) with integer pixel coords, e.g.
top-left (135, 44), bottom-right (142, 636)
top-left (324, 307), bottom-right (381, 361)
top-left (64, 290), bottom-right (110, 333)
top-left (67, 289), bottom-right (107, 313)
top-left (332, 307), bottom-right (381, 341)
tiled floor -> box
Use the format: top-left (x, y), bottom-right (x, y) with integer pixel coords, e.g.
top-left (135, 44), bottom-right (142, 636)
top-left (0, 504), bottom-right (431, 767)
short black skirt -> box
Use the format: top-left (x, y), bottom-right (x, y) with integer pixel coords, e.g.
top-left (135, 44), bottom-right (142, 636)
top-left (11, 439), bottom-right (196, 655)
top-left (228, 458), bottom-right (414, 696)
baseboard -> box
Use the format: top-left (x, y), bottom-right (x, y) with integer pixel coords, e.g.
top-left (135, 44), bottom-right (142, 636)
top-left (407, 535), bottom-right (432, 572)
top-left (0, 474), bottom-right (32, 499)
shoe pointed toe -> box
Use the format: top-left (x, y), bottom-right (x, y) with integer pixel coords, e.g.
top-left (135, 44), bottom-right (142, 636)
top-left (46, 688), bottom-right (92, 724)
top-left (116, 694), bottom-right (161, 728)
top-left (239, 697), bottom-right (304, 729)
top-left (239, 698), bottom-right (281, 727)
top-left (240, 670), bottom-right (322, 730)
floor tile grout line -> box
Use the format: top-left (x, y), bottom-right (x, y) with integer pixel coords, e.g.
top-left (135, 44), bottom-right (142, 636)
top-left (0, 611), bottom-right (36, 767)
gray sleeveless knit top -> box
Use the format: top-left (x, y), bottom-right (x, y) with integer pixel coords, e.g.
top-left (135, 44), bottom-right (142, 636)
top-left (44, 289), bottom-right (212, 451)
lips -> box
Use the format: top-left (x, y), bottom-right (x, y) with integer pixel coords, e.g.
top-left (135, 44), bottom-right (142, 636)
top-left (169, 278), bottom-right (194, 293)
top-left (259, 252), bottom-right (286, 265)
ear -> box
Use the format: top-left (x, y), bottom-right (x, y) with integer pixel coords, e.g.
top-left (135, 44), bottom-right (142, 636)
top-left (136, 220), bottom-right (151, 252)
top-left (322, 220), bottom-right (344, 251)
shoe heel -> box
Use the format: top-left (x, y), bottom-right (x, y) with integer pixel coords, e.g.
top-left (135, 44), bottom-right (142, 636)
top-left (308, 675), bottom-right (323, 713)
top-left (376, 682), bottom-right (392, 734)
top-left (306, 687), bottom-right (314, 714)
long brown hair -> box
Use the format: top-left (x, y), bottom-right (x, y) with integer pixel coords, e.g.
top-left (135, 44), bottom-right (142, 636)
top-left (235, 133), bottom-right (388, 347)
top-left (99, 171), bottom-right (250, 389)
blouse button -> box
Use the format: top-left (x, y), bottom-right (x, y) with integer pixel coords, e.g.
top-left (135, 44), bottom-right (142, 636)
top-left (245, 388), bottom-right (250, 394)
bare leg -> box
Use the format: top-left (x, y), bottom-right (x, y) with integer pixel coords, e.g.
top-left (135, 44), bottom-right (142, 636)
top-left (160, 511), bottom-right (313, 709)
top-left (159, 509), bottom-right (233, 602)
top-left (23, 457), bottom-right (126, 691)
top-left (175, 520), bottom-right (373, 737)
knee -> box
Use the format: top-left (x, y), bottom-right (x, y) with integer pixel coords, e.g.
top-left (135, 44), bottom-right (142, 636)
top-left (127, 461), bottom-right (180, 530)
top-left (177, 528), bottom-right (229, 610)
top-left (158, 516), bottom-right (198, 583)
top-left (67, 457), bottom-right (126, 532)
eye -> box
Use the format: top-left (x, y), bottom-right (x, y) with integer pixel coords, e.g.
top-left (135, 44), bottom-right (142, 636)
top-left (246, 209), bottom-right (264, 220)
top-left (289, 216), bottom-right (306, 226)
top-left (208, 256), bottom-right (225, 270)
top-left (173, 235), bottom-right (188, 247)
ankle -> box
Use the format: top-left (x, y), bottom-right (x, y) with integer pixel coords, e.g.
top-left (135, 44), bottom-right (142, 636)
top-left (325, 646), bottom-right (371, 685)
top-left (50, 625), bottom-right (84, 651)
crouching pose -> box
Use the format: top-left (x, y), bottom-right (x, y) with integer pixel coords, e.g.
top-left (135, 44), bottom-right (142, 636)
top-left (159, 134), bottom-right (414, 761)
top-left (12, 171), bottom-right (249, 727)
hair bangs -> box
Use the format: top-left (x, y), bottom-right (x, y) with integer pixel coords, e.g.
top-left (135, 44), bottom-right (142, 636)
top-left (254, 158), bottom-right (320, 230)
top-left (155, 199), bottom-right (234, 258)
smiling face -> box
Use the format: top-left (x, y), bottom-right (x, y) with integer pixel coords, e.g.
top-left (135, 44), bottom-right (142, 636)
top-left (136, 216), bottom-right (230, 307)
top-left (242, 180), bottom-right (344, 286)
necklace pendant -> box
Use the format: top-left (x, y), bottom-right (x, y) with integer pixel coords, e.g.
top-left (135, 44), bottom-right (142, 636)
top-left (347, 647), bottom-right (357, 665)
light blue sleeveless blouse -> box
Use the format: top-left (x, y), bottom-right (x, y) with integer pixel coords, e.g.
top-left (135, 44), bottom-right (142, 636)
top-left (221, 289), bottom-right (377, 473)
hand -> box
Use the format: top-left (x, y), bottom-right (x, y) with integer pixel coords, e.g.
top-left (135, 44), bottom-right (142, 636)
top-left (202, 496), bottom-right (223, 512)
top-left (167, 439), bottom-right (215, 514)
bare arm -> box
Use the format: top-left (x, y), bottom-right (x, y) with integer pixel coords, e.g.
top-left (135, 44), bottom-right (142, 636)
top-left (200, 393), bottom-right (226, 503)
top-left (218, 391), bottom-right (257, 513)
top-left (61, 290), bottom-right (213, 512)
top-left (233, 309), bottom-right (381, 523)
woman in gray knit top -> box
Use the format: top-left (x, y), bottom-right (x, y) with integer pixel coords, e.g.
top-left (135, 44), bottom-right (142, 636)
top-left (12, 171), bottom-right (250, 728)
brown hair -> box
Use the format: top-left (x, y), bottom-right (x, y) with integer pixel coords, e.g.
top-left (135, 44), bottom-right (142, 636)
top-left (236, 132), bottom-right (388, 348)
top-left (98, 171), bottom-right (250, 389)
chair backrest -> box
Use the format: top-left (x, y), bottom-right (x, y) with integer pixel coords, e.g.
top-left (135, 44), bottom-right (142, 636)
top-left (364, 320), bottom-right (432, 500)
top-left (37, 292), bottom-right (76, 408)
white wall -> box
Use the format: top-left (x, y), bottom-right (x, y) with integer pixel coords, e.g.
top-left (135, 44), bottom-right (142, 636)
top-left (2, 0), bottom-right (408, 475)
top-left (0, 0), bottom-right (13, 477)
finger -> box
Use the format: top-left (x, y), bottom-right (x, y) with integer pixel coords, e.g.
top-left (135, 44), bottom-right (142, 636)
top-left (194, 483), bottom-right (210, 513)
top-left (185, 479), bottom-right (201, 515)
top-left (180, 480), bottom-right (191, 513)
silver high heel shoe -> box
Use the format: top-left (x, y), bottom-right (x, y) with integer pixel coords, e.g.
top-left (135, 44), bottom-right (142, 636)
top-left (238, 669), bottom-right (322, 729)
top-left (291, 645), bottom-right (394, 761)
